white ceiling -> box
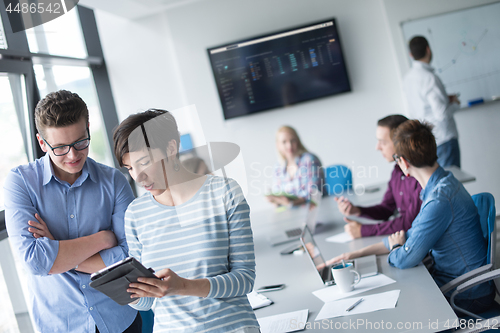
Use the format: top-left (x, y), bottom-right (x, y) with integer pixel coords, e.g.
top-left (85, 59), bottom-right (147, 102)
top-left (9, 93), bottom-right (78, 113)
top-left (79, 0), bottom-right (205, 19)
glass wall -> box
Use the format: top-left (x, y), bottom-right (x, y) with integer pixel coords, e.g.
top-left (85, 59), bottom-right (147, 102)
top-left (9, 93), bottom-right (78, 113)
top-left (0, 5), bottom-right (121, 331)
top-left (0, 74), bottom-right (31, 211)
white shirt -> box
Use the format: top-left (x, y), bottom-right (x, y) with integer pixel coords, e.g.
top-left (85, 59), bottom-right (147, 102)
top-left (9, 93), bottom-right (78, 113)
top-left (403, 61), bottom-right (459, 146)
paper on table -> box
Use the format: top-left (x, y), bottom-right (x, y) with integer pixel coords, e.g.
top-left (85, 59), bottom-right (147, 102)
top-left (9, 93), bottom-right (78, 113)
top-left (247, 290), bottom-right (273, 310)
top-left (326, 232), bottom-right (353, 243)
top-left (258, 309), bottom-right (309, 333)
top-left (312, 274), bottom-right (396, 303)
top-left (315, 290), bottom-right (401, 321)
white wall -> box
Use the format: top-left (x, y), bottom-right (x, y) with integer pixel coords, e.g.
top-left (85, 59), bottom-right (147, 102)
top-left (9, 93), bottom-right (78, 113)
top-left (94, 10), bottom-right (187, 119)
top-left (92, 0), bottom-right (500, 212)
top-left (161, 0), bottom-right (404, 211)
top-left (383, 0), bottom-right (500, 211)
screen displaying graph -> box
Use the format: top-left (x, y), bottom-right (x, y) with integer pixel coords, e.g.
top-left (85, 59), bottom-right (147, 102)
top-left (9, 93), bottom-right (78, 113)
top-left (401, 2), bottom-right (500, 107)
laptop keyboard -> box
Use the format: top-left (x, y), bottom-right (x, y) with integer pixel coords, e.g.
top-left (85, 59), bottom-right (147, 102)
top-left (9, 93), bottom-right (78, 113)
top-left (286, 228), bottom-right (302, 238)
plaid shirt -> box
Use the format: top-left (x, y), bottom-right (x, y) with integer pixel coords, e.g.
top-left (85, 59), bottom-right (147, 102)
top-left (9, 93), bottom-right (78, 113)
top-left (271, 152), bottom-right (322, 199)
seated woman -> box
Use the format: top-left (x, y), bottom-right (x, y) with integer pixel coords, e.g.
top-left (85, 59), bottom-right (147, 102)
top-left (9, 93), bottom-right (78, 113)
top-left (328, 119), bottom-right (494, 313)
top-left (267, 125), bottom-right (322, 207)
top-left (113, 109), bottom-right (259, 332)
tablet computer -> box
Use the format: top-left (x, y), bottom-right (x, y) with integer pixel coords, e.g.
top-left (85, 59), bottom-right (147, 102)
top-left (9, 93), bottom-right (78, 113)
top-left (89, 257), bottom-right (158, 305)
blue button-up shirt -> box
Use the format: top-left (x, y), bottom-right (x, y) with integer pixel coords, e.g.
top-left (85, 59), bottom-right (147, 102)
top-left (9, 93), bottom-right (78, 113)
top-left (4, 154), bottom-right (137, 333)
top-left (384, 166), bottom-right (492, 300)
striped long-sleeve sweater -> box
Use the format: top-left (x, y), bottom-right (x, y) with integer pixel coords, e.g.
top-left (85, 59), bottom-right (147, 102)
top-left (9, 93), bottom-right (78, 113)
top-left (125, 176), bottom-right (259, 332)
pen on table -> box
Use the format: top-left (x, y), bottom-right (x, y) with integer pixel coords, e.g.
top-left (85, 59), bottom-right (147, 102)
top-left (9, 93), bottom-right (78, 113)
top-left (346, 298), bottom-right (364, 312)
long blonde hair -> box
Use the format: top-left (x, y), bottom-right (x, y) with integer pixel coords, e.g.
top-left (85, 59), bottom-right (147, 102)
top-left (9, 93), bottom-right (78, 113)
top-left (276, 125), bottom-right (308, 162)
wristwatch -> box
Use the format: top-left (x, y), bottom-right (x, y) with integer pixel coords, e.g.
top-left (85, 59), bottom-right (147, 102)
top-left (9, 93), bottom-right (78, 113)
top-left (391, 243), bottom-right (402, 251)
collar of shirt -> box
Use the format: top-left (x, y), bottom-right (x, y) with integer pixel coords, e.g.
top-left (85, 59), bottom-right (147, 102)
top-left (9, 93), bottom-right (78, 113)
top-left (41, 153), bottom-right (97, 187)
top-left (280, 154), bottom-right (302, 172)
top-left (412, 60), bottom-right (434, 73)
top-left (420, 166), bottom-right (446, 202)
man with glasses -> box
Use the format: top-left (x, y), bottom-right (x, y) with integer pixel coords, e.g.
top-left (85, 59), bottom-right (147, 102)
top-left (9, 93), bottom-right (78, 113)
top-left (4, 90), bottom-right (142, 333)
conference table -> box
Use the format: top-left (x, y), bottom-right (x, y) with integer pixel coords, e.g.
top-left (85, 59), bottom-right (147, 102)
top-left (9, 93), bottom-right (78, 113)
top-left (250, 191), bottom-right (459, 332)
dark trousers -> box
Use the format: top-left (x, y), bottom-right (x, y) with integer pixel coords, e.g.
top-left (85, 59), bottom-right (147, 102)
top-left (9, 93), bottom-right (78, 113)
top-left (448, 291), bottom-right (496, 316)
top-left (437, 138), bottom-right (461, 168)
top-left (96, 312), bottom-right (142, 333)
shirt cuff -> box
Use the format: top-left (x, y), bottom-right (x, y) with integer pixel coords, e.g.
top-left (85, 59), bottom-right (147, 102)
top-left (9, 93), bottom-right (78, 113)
top-left (382, 237), bottom-right (391, 251)
top-left (206, 276), bottom-right (218, 298)
top-left (32, 238), bottom-right (59, 275)
top-left (128, 297), bottom-right (154, 311)
top-left (360, 224), bottom-right (372, 237)
top-left (99, 246), bottom-right (127, 267)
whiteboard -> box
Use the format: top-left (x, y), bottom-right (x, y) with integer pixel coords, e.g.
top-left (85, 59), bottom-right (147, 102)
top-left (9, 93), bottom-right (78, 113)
top-left (401, 2), bottom-right (500, 107)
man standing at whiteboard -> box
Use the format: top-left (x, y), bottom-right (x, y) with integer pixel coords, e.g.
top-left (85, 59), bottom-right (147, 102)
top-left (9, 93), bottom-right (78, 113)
top-left (403, 36), bottom-right (461, 168)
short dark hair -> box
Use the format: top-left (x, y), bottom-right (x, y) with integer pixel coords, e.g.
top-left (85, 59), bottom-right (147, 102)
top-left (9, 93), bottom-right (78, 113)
top-left (35, 90), bottom-right (89, 136)
top-left (377, 114), bottom-right (409, 139)
top-left (393, 119), bottom-right (437, 168)
top-left (113, 109), bottom-right (180, 167)
top-left (409, 36), bottom-right (429, 60)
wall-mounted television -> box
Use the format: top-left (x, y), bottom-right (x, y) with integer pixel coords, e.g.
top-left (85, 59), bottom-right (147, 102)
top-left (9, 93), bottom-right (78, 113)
top-left (207, 18), bottom-right (351, 120)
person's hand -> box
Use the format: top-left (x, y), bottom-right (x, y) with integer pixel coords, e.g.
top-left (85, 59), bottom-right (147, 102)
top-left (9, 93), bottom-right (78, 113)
top-left (344, 218), bottom-right (362, 239)
top-left (326, 252), bottom-right (354, 267)
top-left (28, 214), bottom-right (55, 240)
top-left (266, 195), bottom-right (280, 207)
top-left (449, 94), bottom-right (460, 105)
top-left (388, 230), bottom-right (406, 249)
top-left (128, 268), bottom-right (186, 298)
top-left (334, 196), bottom-right (361, 216)
top-left (267, 195), bottom-right (291, 207)
top-left (291, 197), bottom-right (306, 207)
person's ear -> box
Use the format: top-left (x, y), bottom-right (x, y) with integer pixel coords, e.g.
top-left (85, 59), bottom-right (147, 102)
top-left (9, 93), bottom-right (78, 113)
top-left (36, 133), bottom-right (48, 153)
top-left (166, 139), bottom-right (178, 158)
top-left (426, 46), bottom-right (431, 56)
top-left (399, 156), bottom-right (411, 175)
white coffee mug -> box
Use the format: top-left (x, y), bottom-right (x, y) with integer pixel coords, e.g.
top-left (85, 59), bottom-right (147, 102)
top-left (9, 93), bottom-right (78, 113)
top-left (331, 262), bottom-right (361, 293)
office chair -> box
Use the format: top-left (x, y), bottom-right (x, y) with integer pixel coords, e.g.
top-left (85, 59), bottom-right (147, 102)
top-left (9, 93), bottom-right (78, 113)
top-left (324, 164), bottom-right (352, 196)
top-left (440, 192), bottom-right (497, 320)
top-left (140, 310), bottom-right (154, 333)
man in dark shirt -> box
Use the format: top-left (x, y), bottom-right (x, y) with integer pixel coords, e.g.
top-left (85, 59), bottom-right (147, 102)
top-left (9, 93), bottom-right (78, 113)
top-left (335, 115), bottom-right (422, 238)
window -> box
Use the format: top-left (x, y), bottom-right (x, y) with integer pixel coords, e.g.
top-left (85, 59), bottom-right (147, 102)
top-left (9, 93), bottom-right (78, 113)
top-left (0, 263), bottom-right (20, 333)
top-left (0, 6), bottom-right (122, 331)
top-left (0, 14), bottom-right (7, 49)
top-left (0, 73), bottom-right (31, 211)
top-left (26, 8), bottom-right (86, 58)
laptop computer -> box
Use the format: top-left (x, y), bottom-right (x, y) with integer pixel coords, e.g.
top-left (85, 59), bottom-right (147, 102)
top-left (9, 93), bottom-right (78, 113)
top-left (300, 225), bottom-right (378, 286)
top-left (268, 195), bottom-right (322, 246)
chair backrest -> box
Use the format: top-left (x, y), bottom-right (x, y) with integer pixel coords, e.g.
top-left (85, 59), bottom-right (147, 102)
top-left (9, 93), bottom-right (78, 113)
top-left (140, 310), bottom-right (154, 333)
top-left (471, 193), bottom-right (496, 266)
top-left (324, 165), bottom-right (352, 196)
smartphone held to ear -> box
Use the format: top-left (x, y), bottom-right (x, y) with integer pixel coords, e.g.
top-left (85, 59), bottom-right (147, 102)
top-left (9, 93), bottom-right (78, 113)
top-left (256, 284), bottom-right (285, 292)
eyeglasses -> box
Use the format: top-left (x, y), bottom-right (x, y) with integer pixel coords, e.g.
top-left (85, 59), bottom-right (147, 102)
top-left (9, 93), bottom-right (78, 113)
top-left (42, 128), bottom-right (91, 156)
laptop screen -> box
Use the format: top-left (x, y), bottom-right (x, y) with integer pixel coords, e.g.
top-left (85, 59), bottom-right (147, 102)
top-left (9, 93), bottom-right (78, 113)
top-left (301, 225), bottom-right (330, 283)
top-left (305, 192), bottom-right (322, 234)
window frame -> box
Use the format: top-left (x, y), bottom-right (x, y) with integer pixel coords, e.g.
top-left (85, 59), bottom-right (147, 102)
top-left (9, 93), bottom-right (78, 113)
top-left (0, 3), bottom-right (129, 235)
